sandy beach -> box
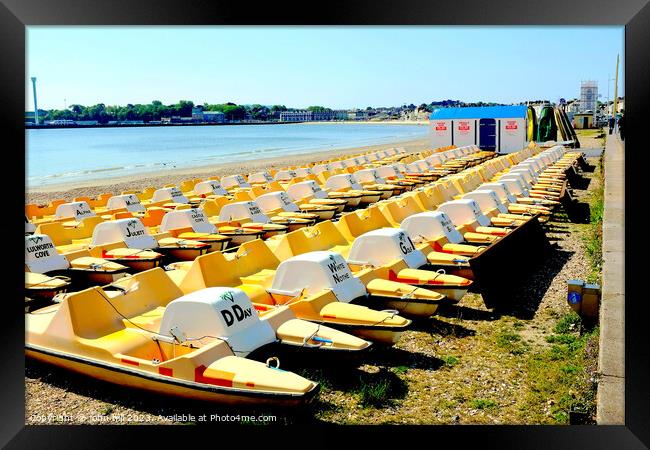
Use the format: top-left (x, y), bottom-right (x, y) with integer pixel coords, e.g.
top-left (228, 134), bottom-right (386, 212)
top-left (26, 137), bottom-right (430, 205)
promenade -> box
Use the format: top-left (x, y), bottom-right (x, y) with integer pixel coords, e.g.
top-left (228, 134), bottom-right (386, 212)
top-left (596, 129), bottom-right (625, 424)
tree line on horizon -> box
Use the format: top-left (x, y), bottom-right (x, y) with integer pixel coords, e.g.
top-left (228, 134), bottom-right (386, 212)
top-left (30, 99), bottom-right (508, 123)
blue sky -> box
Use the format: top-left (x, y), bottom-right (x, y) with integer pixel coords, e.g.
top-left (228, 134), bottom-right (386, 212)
top-left (26, 26), bottom-right (624, 111)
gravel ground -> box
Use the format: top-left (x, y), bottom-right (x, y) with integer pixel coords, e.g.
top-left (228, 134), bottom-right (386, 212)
top-left (25, 150), bottom-right (602, 425)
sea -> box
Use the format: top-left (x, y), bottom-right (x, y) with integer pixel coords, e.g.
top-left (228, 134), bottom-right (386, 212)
top-left (26, 123), bottom-right (429, 188)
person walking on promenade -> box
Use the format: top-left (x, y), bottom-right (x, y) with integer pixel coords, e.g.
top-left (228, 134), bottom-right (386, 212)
top-left (617, 114), bottom-right (625, 141)
top-left (608, 116), bottom-right (615, 135)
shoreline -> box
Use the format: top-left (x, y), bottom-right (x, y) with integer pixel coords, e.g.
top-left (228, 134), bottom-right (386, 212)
top-left (26, 119), bottom-right (429, 130)
top-left (26, 137), bottom-right (431, 205)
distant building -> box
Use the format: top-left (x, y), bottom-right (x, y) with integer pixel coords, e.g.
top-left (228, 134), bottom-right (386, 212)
top-left (280, 110), bottom-right (312, 122)
top-left (191, 107), bottom-right (225, 123)
top-left (347, 110), bottom-right (369, 121)
top-left (580, 81), bottom-right (598, 114)
top-left (161, 116), bottom-right (183, 124)
top-left (75, 120), bottom-right (99, 126)
top-left (566, 99), bottom-right (580, 113)
top-left (279, 110), bottom-right (343, 122)
top-left (191, 107), bottom-right (204, 120)
top-left (47, 119), bottom-right (75, 126)
top-left (608, 97), bottom-right (624, 115)
top-left (429, 105), bottom-right (530, 154)
top-left (330, 110), bottom-right (349, 120)
top-left (25, 111), bottom-right (36, 125)
top-left (203, 111), bottom-right (225, 123)
top-left (573, 112), bottom-right (594, 129)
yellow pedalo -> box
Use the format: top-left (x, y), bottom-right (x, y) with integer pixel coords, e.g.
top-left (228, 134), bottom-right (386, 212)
top-left (285, 180), bottom-right (349, 213)
top-left (158, 208), bottom-right (232, 252)
top-left (211, 200), bottom-right (290, 242)
top-left (324, 173), bottom-right (382, 205)
top-left (345, 228), bottom-right (472, 304)
top-left (25, 234), bottom-right (129, 300)
top-left (26, 268), bottom-right (368, 406)
top-left (266, 221), bottom-right (470, 309)
top-left (246, 181), bottom-right (340, 221)
top-left (88, 218), bottom-right (210, 268)
top-left (266, 250), bottom-right (442, 328)
top-left (164, 242), bottom-right (412, 345)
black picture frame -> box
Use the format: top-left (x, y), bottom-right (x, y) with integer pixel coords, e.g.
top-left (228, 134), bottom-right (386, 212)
top-left (3, 0), bottom-right (648, 447)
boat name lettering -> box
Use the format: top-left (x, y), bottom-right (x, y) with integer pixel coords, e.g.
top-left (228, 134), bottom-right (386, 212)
top-left (125, 228), bottom-right (146, 238)
top-left (279, 193), bottom-right (293, 206)
top-left (26, 241), bottom-right (55, 258)
top-left (190, 209), bottom-right (206, 223)
top-left (124, 196), bottom-right (140, 206)
top-left (125, 220), bottom-right (146, 238)
top-left (398, 232), bottom-right (416, 255)
top-left (220, 304), bottom-right (253, 327)
top-left (76, 208), bottom-right (92, 217)
top-left (327, 255), bottom-right (350, 283)
top-left (247, 203), bottom-right (262, 216)
top-left (441, 215), bottom-right (455, 233)
top-left (332, 271), bottom-right (350, 283)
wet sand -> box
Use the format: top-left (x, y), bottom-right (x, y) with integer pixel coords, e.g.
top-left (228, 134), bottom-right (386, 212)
top-left (26, 137), bottom-right (430, 205)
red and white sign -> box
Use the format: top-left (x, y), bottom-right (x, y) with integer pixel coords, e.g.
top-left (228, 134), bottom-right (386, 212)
top-left (435, 121), bottom-right (447, 131)
top-left (457, 121), bottom-right (470, 134)
top-left (505, 120), bottom-right (518, 130)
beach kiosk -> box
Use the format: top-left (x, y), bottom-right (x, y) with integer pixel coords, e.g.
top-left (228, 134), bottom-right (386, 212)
top-left (429, 106), bottom-right (530, 154)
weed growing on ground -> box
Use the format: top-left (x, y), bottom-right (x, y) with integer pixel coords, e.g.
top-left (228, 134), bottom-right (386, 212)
top-left (495, 329), bottom-right (529, 355)
top-left (519, 313), bottom-right (599, 424)
top-left (554, 311), bottom-right (582, 334)
top-left (358, 377), bottom-right (392, 407)
top-left (582, 155), bottom-right (604, 284)
top-left (356, 369), bottom-right (406, 408)
top-left (470, 399), bottom-right (498, 410)
top-left (440, 355), bottom-right (459, 367)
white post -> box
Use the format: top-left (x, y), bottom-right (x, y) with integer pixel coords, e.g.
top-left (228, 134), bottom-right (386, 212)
top-left (31, 77), bottom-right (39, 125)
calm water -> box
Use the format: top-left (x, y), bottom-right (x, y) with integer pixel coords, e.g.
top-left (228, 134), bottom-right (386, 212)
top-left (26, 123), bottom-right (428, 187)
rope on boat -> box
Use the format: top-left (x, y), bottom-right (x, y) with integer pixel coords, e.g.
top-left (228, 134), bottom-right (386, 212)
top-left (94, 287), bottom-right (277, 357)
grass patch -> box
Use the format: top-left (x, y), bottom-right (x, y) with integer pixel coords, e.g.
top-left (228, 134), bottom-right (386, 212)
top-left (440, 355), bottom-right (459, 367)
top-left (576, 128), bottom-right (604, 138)
top-left (356, 369), bottom-right (407, 408)
top-left (518, 314), bottom-right (599, 424)
top-left (546, 334), bottom-right (578, 345)
top-left (554, 311), bottom-right (582, 334)
top-left (391, 365), bottom-right (409, 375)
top-left (470, 399), bottom-right (498, 410)
top-left (358, 377), bottom-right (392, 407)
top-left (100, 405), bottom-right (114, 416)
top-left (496, 330), bottom-right (529, 355)
top-left (582, 155), bottom-right (604, 284)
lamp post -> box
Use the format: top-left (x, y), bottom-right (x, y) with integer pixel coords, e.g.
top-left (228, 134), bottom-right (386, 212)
top-left (606, 76), bottom-right (615, 117)
top-left (31, 77), bottom-right (39, 125)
